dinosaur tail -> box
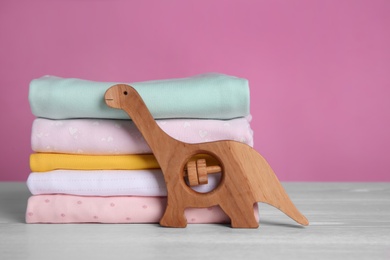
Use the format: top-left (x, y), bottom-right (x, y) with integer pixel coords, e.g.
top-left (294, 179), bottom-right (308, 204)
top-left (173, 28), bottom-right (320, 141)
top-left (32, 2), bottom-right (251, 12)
top-left (253, 153), bottom-right (309, 226)
top-left (265, 182), bottom-right (309, 226)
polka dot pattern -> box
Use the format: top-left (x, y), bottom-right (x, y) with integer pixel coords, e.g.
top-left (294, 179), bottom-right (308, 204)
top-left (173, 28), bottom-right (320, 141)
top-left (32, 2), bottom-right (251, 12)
top-left (25, 195), bottom-right (259, 224)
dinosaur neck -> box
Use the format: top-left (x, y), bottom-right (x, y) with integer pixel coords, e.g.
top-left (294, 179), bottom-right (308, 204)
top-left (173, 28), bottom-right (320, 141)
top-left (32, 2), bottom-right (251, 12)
top-left (121, 91), bottom-right (177, 160)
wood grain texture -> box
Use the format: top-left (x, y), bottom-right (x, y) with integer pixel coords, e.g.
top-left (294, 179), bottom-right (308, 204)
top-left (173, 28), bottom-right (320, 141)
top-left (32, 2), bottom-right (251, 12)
top-left (1, 182), bottom-right (390, 260)
top-left (196, 159), bottom-right (208, 185)
top-left (183, 159), bottom-right (220, 186)
top-left (104, 84), bottom-right (309, 228)
top-left (186, 160), bottom-right (199, 186)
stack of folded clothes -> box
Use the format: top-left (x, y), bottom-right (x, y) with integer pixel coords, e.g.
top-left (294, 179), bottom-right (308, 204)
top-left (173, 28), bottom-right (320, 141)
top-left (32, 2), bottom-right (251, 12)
top-left (26, 73), bottom-right (259, 224)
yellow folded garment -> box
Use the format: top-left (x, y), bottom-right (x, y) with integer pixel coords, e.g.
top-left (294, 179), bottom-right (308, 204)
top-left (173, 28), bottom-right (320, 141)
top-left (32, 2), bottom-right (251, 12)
top-left (30, 153), bottom-right (220, 172)
top-left (30, 153), bottom-right (159, 172)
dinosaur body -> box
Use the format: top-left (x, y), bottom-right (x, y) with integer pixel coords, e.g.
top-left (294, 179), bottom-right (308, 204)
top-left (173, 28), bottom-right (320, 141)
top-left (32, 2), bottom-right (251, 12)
top-left (105, 84), bottom-right (309, 228)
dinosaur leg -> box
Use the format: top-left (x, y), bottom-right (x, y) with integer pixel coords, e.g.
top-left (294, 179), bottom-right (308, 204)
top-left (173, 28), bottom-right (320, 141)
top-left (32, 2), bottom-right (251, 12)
top-left (159, 200), bottom-right (188, 228)
top-left (219, 202), bottom-right (259, 228)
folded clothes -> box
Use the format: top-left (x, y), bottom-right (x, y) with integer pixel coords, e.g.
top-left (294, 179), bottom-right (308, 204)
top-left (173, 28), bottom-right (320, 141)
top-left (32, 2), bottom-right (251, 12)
top-left (26, 195), bottom-right (259, 224)
top-left (30, 153), bottom-right (219, 172)
top-left (30, 153), bottom-right (159, 172)
top-left (29, 73), bottom-right (250, 120)
top-left (31, 117), bottom-right (253, 154)
top-left (27, 170), bottom-right (222, 196)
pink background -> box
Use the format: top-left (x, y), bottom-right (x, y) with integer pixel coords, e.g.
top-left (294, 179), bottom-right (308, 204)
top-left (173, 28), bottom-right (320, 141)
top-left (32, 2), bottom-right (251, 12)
top-left (0, 0), bottom-right (389, 181)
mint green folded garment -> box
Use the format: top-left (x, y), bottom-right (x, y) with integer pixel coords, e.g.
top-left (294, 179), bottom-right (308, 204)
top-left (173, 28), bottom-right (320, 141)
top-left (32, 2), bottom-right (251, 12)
top-left (29, 73), bottom-right (250, 120)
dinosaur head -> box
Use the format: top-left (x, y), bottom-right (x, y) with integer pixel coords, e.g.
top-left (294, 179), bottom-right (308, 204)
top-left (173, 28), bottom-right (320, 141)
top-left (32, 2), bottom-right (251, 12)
top-left (104, 84), bottom-right (134, 109)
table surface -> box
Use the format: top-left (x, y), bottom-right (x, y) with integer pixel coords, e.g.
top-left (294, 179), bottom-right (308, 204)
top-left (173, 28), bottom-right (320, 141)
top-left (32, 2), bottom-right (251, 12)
top-left (0, 182), bottom-right (389, 260)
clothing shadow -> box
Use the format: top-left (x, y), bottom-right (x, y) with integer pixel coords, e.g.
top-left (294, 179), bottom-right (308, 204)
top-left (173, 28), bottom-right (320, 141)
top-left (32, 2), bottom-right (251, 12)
top-left (260, 219), bottom-right (306, 229)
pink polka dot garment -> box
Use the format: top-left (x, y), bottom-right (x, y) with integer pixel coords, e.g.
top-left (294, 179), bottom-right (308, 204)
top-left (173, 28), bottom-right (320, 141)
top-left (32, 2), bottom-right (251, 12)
top-left (26, 195), bottom-right (259, 224)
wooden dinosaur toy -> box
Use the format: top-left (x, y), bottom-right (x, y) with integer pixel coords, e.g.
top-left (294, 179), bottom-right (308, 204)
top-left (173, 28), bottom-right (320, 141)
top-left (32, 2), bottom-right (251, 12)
top-left (104, 84), bottom-right (309, 228)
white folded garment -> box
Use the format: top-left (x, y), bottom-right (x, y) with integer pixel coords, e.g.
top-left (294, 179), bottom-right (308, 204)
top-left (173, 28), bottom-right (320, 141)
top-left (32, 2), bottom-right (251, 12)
top-left (27, 170), bottom-right (222, 196)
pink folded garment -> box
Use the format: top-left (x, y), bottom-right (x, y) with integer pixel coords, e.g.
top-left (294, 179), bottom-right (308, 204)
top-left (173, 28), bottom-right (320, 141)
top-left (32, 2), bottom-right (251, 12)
top-left (31, 117), bottom-right (253, 154)
top-left (26, 195), bottom-right (259, 224)
top-left (27, 170), bottom-right (222, 196)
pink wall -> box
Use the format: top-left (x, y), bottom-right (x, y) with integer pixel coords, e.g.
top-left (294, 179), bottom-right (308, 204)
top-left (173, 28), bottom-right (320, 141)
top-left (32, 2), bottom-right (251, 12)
top-left (0, 0), bottom-right (389, 181)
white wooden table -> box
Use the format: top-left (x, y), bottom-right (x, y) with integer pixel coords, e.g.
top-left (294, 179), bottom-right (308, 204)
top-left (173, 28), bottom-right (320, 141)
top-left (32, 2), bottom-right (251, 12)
top-left (0, 182), bottom-right (389, 260)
